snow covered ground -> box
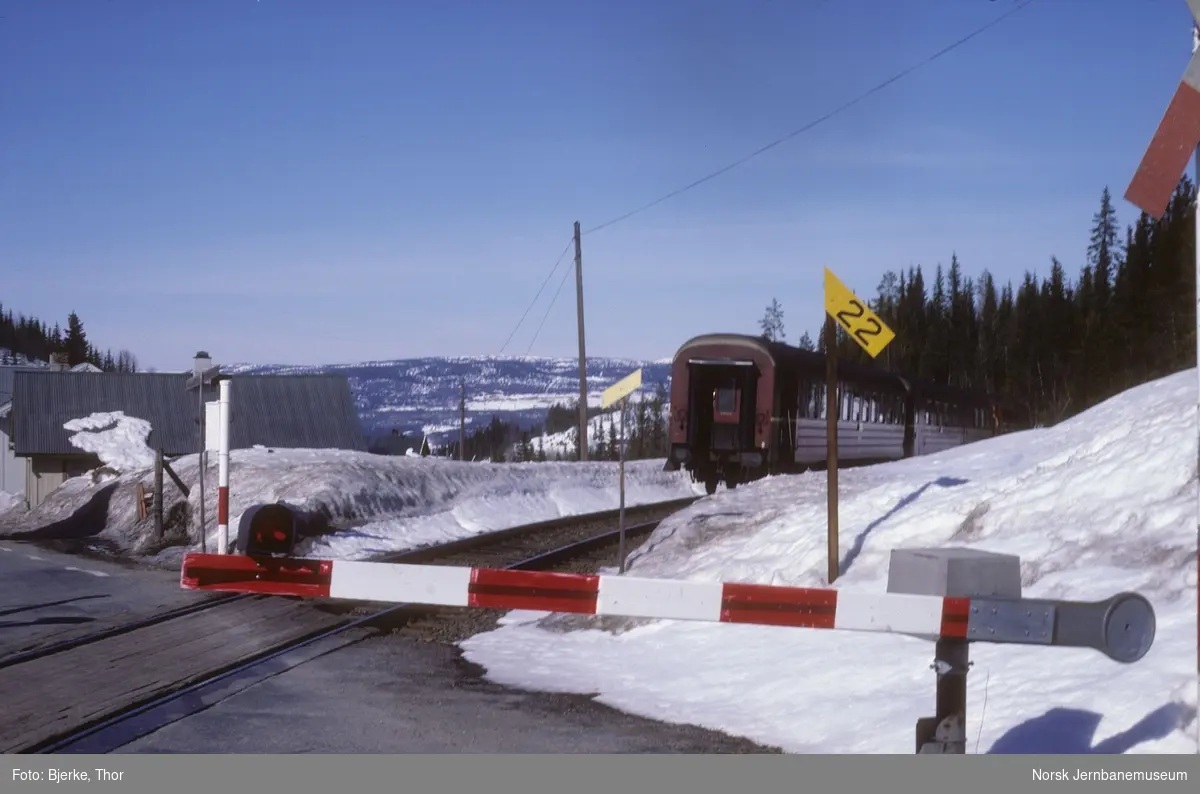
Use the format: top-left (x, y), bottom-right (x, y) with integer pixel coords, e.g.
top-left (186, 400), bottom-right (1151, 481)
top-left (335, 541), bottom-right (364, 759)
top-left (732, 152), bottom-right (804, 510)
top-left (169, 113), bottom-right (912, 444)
top-left (0, 409), bottom-right (703, 561)
top-left (294, 455), bottom-right (703, 561)
top-left (0, 490), bottom-right (20, 515)
top-left (461, 370), bottom-right (1199, 754)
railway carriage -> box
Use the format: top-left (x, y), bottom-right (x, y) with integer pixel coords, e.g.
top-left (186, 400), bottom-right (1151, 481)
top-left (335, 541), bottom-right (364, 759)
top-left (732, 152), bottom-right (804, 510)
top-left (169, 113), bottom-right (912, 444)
top-left (905, 377), bottom-right (997, 457)
top-left (664, 333), bottom-right (998, 494)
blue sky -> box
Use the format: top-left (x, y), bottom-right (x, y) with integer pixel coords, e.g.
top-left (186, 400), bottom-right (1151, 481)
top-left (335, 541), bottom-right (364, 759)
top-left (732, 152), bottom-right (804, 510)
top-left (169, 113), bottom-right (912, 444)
top-left (1, 0), bottom-right (1195, 369)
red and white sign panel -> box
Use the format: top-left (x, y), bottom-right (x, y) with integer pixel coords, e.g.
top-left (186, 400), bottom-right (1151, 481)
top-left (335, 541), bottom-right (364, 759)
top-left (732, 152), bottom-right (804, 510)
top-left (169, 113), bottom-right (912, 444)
top-left (180, 552), bottom-right (971, 640)
top-left (1125, 1), bottom-right (1200, 219)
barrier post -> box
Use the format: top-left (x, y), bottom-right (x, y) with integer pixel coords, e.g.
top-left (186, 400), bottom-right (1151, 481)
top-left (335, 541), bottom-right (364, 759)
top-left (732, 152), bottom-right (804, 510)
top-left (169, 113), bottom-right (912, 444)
top-left (217, 378), bottom-right (231, 555)
top-left (618, 395), bottom-right (628, 573)
top-left (887, 547), bottom-right (1023, 754)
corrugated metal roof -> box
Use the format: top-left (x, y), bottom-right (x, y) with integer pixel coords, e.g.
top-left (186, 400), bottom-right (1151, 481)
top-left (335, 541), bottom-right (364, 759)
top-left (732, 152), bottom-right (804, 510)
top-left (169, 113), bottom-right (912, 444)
top-left (0, 365), bottom-right (45, 405)
top-left (10, 371), bottom-right (366, 456)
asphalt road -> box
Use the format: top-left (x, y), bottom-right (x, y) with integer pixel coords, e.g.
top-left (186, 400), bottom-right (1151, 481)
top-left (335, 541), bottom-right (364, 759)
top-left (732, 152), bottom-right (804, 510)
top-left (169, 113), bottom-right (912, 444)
top-left (0, 539), bottom-right (205, 660)
top-left (2, 541), bottom-right (779, 753)
top-left (115, 633), bottom-right (781, 754)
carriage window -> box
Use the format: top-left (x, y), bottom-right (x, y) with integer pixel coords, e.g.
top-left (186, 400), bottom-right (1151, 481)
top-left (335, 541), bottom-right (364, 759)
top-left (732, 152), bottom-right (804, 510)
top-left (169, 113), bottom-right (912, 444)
top-left (715, 388), bottom-right (737, 414)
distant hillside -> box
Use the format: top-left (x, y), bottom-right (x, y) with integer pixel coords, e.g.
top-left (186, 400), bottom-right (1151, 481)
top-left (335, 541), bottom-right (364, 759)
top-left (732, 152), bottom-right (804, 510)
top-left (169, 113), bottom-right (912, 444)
top-left (226, 356), bottom-right (674, 441)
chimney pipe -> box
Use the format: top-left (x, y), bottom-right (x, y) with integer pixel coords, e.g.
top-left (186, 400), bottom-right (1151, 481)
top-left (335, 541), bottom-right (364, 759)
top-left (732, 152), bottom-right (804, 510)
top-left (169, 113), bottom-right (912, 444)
top-left (193, 350), bottom-right (211, 378)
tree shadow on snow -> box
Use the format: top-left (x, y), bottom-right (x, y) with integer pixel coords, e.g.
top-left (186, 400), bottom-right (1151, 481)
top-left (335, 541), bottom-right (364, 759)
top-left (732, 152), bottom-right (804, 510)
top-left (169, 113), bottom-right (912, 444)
top-left (840, 476), bottom-right (968, 576)
top-left (987, 704), bottom-right (1197, 754)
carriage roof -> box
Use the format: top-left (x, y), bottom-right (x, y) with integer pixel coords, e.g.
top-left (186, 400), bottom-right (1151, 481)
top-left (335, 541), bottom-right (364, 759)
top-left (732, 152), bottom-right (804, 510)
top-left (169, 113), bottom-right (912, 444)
top-left (673, 333), bottom-right (995, 407)
top-left (673, 333), bottom-right (905, 391)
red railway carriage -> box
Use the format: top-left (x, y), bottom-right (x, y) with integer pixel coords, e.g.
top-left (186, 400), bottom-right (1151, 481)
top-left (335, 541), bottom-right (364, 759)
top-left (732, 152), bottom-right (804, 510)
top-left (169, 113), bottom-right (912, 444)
top-left (666, 334), bottom-right (778, 487)
top-left (665, 333), bottom-right (998, 495)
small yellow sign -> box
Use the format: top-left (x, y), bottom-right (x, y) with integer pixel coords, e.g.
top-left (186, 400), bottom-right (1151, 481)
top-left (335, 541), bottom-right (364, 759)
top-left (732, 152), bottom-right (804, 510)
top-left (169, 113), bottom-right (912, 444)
top-left (823, 267), bottom-right (896, 358)
top-left (601, 368), bottom-right (643, 409)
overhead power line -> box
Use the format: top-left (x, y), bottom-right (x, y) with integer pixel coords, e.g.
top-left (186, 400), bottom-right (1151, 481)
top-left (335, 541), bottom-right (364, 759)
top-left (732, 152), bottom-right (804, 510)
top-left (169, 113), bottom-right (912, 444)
top-left (526, 256), bottom-right (576, 354)
top-left (583, 0), bottom-right (1036, 237)
top-left (499, 238), bottom-right (574, 354)
top-left (509, 0), bottom-right (1034, 357)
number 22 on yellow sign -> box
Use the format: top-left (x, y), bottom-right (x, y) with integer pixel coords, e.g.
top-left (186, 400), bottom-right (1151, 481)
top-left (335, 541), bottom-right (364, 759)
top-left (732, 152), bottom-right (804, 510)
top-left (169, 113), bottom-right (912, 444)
top-left (823, 267), bottom-right (896, 359)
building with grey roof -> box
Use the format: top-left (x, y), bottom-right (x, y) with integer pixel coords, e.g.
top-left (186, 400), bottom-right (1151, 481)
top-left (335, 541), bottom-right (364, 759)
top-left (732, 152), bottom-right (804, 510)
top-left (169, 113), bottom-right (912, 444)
top-left (0, 363), bottom-right (46, 502)
top-left (8, 358), bottom-right (366, 508)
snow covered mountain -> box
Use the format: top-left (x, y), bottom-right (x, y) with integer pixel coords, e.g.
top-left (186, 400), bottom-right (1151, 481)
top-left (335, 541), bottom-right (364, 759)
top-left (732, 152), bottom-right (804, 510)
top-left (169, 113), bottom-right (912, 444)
top-left (225, 356), bottom-right (674, 439)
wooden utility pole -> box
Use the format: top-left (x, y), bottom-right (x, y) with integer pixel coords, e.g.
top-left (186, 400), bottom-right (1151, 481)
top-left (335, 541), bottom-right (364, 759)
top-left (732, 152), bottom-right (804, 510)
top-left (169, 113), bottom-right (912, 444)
top-left (825, 315), bottom-right (839, 585)
top-left (459, 382), bottom-right (466, 461)
top-left (574, 220), bottom-right (589, 461)
top-left (154, 447), bottom-right (165, 540)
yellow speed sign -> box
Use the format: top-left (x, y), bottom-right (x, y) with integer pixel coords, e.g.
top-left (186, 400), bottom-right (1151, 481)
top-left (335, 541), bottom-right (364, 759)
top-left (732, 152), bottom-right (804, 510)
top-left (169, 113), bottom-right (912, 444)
top-left (823, 267), bottom-right (895, 358)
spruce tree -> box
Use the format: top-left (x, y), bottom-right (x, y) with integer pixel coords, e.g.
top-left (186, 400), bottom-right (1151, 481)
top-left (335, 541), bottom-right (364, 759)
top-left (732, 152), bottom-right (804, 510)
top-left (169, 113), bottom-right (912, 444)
top-left (608, 410), bottom-right (620, 461)
top-left (649, 382), bottom-right (668, 456)
top-left (759, 299), bottom-right (785, 342)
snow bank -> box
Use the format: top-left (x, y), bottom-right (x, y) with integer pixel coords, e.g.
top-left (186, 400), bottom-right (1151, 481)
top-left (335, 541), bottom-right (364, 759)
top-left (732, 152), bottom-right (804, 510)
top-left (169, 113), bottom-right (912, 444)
top-left (64, 411), bottom-right (155, 473)
top-left (0, 491), bottom-right (21, 516)
top-left (0, 444), bottom-right (703, 562)
top-left (461, 370), bottom-right (1199, 754)
top-left (301, 457), bottom-right (704, 560)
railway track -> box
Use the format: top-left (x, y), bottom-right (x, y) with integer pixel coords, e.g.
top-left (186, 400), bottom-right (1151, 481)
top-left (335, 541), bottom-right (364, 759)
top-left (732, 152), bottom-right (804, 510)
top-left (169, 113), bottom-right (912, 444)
top-left (0, 496), bottom-right (698, 754)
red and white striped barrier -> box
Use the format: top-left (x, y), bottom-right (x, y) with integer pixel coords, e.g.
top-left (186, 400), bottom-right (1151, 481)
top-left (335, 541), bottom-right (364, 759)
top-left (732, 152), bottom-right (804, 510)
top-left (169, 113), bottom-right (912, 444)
top-left (216, 379), bottom-right (231, 555)
top-left (180, 552), bottom-right (970, 639)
